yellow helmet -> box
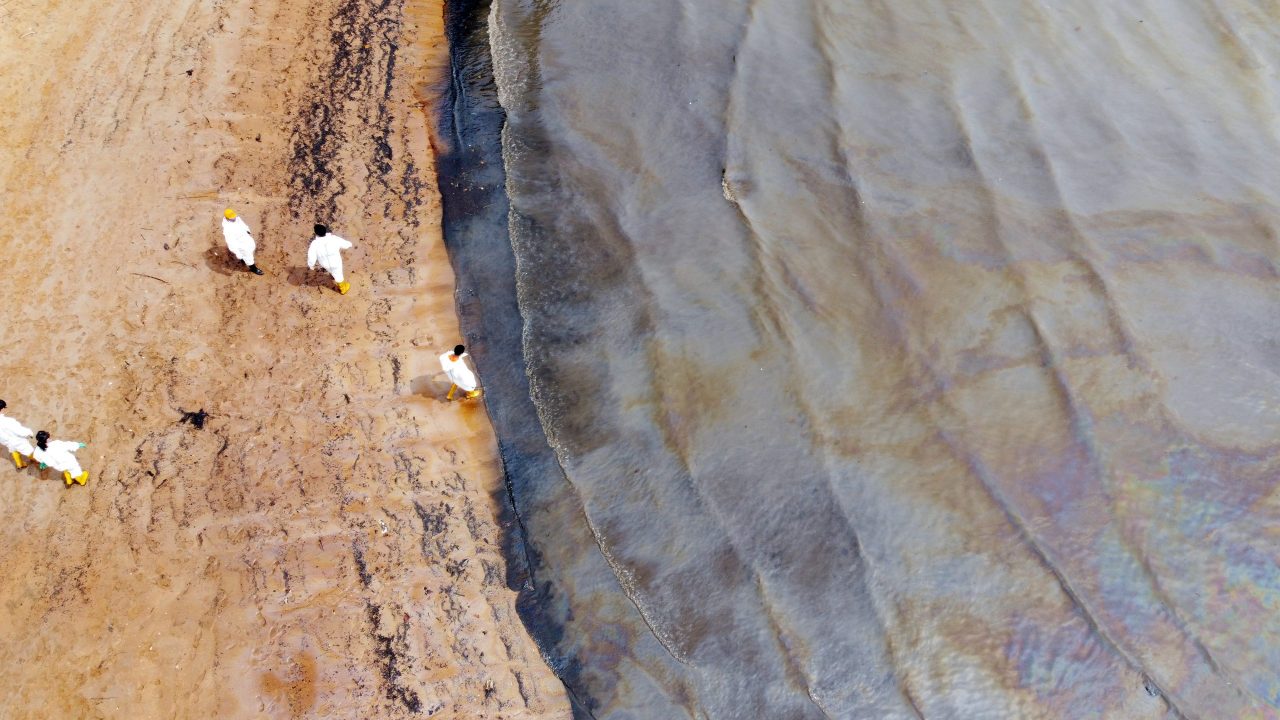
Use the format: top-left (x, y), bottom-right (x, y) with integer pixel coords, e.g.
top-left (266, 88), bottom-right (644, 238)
top-left (224, 208), bottom-right (237, 220)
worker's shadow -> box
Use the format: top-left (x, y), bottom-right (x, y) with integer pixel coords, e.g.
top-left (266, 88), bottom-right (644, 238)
top-left (204, 246), bottom-right (242, 276)
top-left (20, 464), bottom-right (50, 481)
top-left (410, 373), bottom-right (454, 403)
top-left (286, 266), bottom-right (337, 289)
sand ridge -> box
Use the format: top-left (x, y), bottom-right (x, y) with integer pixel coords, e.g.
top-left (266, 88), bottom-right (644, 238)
top-left (0, 0), bottom-right (567, 717)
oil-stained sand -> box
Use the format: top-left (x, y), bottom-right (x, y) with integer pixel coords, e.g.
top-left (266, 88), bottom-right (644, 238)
top-left (0, 0), bottom-right (567, 717)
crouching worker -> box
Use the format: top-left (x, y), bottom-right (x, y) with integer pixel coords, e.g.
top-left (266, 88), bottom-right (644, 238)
top-left (34, 431), bottom-right (88, 486)
top-left (0, 400), bottom-right (35, 469)
top-left (440, 345), bottom-right (481, 400)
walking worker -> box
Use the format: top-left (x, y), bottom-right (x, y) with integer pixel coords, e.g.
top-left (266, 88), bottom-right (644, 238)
top-left (33, 431), bottom-right (88, 486)
top-left (0, 400), bottom-right (36, 469)
top-left (307, 224), bottom-right (353, 294)
top-left (222, 208), bottom-right (264, 275)
top-left (440, 345), bottom-right (481, 400)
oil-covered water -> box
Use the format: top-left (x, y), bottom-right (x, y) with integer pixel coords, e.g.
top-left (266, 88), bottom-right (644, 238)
top-left (443, 0), bottom-right (1280, 716)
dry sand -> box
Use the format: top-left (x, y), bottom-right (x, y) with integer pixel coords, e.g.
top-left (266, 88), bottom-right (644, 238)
top-left (0, 0), bottom-right (567, 717)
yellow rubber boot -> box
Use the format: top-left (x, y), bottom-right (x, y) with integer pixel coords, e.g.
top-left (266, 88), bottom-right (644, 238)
top-left (11, 451), bottom-right (25, 469)
top-left (75, 471), bottom-right (88, 486)
top-left (63, 470), bottom-right (73, 487)
top-left (337, 281), bottom-right (350, 295)
top-left (446, 384), bottom-right (457, 401)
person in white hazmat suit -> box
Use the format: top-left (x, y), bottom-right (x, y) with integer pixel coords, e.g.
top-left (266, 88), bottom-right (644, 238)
top-left (0, 400), bottom-right (36, 469)
top-left (33, 430), bottom-right (89, 486)
top-left (440, 345), bottom-right (482, 400)
top-left (307, 224), bottom-right (353, 294)
top-left (221, 208), bottom-right (264, 275)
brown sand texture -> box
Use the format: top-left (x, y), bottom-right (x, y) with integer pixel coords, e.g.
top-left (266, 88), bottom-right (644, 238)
top-left (0, 0), bottom-right (568, 717)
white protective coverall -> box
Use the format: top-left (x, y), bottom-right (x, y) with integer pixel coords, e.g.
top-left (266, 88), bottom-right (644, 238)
top-left (0, 414), bottom-right (35, 456)
top-left (222, 217), bottom-right (256, 266)
top-left (307, 234), bottom-right (353, 282)
top-left (439, 352), bottom-right (478, 392)
top-left (34, 439), bottom-right (85, 477)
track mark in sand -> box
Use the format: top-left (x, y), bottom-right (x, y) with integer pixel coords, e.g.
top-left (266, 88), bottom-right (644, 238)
top-left (366, 298), bottom-right (395, 339)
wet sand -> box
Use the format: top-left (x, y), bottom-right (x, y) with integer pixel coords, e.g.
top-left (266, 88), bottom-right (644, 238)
top-left (0, 0), bottom-right (567, 717)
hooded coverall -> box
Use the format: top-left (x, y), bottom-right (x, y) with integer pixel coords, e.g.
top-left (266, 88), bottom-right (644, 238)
top-left (35, 439), bottom-right (88, 486)
top-left (222, 217), bottom-right (257, 266)
top-left (0, 414), bottom-right (35, 467)
top-left (440, 352), bottom-right (479, 399)
top-left (307, 234), bottom-right (353, 283)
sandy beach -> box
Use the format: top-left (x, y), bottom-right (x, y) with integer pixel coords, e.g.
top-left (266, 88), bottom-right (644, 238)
top-left (0, 0), bottom-right (567, 717)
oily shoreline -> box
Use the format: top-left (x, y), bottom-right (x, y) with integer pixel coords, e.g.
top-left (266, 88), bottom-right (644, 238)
top-left (435, 1), bottom-right (599, 717)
